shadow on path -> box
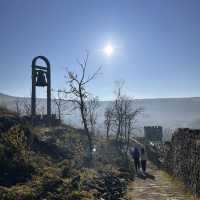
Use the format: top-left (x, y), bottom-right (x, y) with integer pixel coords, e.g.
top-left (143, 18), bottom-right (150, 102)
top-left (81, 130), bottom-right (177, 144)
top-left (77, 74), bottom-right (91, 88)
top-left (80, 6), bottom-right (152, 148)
top-left (137, 171), bottom-right (155, 180)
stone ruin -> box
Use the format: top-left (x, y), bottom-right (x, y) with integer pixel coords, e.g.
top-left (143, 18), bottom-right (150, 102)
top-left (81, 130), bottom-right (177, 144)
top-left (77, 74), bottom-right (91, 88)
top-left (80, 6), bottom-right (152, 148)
top-left (144, 126), bottom-right (163, 143)
top-left (163, 128), bottom-right (200, 197)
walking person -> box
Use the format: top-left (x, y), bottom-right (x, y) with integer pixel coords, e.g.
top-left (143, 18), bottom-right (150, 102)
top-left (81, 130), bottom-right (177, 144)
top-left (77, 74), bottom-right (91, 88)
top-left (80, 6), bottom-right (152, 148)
top-left (141, 147), bottom-right (147, 174)
top-left (131, 147), bottom-right (140, 173)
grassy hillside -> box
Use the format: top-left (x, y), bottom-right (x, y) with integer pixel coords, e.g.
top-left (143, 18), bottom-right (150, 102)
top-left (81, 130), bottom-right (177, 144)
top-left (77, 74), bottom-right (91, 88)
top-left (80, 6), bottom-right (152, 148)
top-left (0, 110), bottom-right (134, 200)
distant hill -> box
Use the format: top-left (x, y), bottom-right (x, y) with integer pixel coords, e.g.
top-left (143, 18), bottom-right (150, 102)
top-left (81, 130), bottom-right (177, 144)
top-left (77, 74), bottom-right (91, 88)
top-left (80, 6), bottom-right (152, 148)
top-left (0, 92), bottom-right (200, 135)
top-left (133, 97), bottom-right (200, 128)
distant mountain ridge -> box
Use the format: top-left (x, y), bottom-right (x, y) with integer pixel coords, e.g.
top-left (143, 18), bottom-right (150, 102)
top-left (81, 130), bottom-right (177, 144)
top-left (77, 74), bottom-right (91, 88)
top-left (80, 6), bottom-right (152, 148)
top-left (0, 92), bottom-right (200, 131)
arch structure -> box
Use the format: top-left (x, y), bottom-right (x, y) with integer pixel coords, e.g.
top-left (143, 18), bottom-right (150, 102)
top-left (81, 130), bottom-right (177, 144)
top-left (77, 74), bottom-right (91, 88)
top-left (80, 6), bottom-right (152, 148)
top-left (31, 56), bottom-right (51, 117)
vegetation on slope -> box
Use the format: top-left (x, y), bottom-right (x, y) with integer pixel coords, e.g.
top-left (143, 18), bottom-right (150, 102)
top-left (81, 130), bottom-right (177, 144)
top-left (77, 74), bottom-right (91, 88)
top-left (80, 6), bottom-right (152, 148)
top-left (0, 113), bottom-right (134, 200)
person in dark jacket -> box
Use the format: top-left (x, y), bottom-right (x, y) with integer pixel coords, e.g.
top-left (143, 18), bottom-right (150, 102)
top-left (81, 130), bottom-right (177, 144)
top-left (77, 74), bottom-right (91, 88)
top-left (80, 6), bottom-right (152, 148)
top-left (132, 147), bottom-right (140, 173)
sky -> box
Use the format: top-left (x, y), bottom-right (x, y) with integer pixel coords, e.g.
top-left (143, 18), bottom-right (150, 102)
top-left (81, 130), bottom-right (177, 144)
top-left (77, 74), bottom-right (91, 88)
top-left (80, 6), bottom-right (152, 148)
top-left (0, 0), bottom-right (200, 100)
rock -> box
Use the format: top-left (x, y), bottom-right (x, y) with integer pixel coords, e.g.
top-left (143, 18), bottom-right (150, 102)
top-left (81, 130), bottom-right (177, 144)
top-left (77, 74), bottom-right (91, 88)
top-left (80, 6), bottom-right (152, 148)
top-left (83, 171), bottom-right (127, 200)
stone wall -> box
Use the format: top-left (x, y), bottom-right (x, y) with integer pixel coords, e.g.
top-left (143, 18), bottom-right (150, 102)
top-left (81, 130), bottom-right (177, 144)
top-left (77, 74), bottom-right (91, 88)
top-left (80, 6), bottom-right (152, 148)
top-left (144, 126), bottom-right (163, 142)
top-left (164, 128), bottom-right (200, 197)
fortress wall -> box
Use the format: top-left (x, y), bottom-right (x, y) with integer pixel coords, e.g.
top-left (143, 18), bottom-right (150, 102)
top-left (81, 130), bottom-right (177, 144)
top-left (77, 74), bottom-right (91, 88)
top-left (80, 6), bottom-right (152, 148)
top-left (164, 128), bottom-right (200, 197)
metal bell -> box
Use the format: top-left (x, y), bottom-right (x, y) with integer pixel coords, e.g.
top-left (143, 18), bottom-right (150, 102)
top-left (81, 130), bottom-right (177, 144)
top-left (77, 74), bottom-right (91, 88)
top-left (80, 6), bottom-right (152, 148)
top-left (35, 70), bottom-right (47, 86)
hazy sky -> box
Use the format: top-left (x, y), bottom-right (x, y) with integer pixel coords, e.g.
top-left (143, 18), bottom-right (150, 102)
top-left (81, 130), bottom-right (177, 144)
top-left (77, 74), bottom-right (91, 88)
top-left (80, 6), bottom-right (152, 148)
top-left (0, 0), bottom-right (200, 100)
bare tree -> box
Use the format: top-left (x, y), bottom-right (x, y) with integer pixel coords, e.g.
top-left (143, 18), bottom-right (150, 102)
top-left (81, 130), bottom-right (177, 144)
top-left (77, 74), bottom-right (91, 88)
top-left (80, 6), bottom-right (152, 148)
top-left (113, 81), bottom-right (126, 141)
top-left (22, 99), bottom-right (31, 116)
top-left (104, 81), bottom-right (142, 154)
top-left (66, 52), bottom-right (101, 161)
top-left (104, 105), bottom-right (113, 139)
top-left (52, 89), bottom-right (69, 121)
top-left (14, 99), bottom-right (22, 116)
top-left (87, 96), bottom-right (99, 134)
top-left (124, 102), bottom-right (142, 154)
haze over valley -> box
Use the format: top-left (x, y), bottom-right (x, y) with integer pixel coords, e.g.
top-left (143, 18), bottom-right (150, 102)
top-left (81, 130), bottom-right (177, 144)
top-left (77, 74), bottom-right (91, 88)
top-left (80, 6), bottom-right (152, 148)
top-left (1, 92), bottom-right (200, 139)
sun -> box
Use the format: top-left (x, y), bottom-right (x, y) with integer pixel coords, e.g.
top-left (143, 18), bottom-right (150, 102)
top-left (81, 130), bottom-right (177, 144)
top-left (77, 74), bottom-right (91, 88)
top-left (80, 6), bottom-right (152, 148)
top-left (104, 43), bottom-right (114, 56)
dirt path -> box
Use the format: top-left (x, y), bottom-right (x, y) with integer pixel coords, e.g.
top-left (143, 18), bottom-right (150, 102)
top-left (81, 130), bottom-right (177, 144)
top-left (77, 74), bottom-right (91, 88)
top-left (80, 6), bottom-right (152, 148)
top-left (127, 163), bottom-right (196, 200)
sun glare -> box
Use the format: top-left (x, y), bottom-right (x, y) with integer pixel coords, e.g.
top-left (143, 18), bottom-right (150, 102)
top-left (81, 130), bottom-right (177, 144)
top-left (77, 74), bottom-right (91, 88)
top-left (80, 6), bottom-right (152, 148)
top-left (104, 44), bottom-right (114, 56)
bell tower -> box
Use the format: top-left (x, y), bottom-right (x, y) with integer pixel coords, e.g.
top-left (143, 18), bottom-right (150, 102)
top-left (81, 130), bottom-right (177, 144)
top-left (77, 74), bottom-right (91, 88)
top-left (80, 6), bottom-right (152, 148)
top-left (31, 56), bottom-right (51, 118)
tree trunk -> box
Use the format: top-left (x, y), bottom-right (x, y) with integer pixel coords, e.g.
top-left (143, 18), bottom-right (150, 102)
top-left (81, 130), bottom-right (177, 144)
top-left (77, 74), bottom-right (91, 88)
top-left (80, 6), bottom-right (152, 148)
top-left (106, 126), bottom-right (109, 140)
top-left (79, 88), bottom-right (93, 161)
top-left (58, 106), bottom-right (61, 121)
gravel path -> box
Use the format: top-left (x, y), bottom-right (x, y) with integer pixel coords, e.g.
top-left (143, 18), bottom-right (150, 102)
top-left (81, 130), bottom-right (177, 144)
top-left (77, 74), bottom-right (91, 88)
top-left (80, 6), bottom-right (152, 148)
top-left (127, 163), bottom-right (196, 200)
